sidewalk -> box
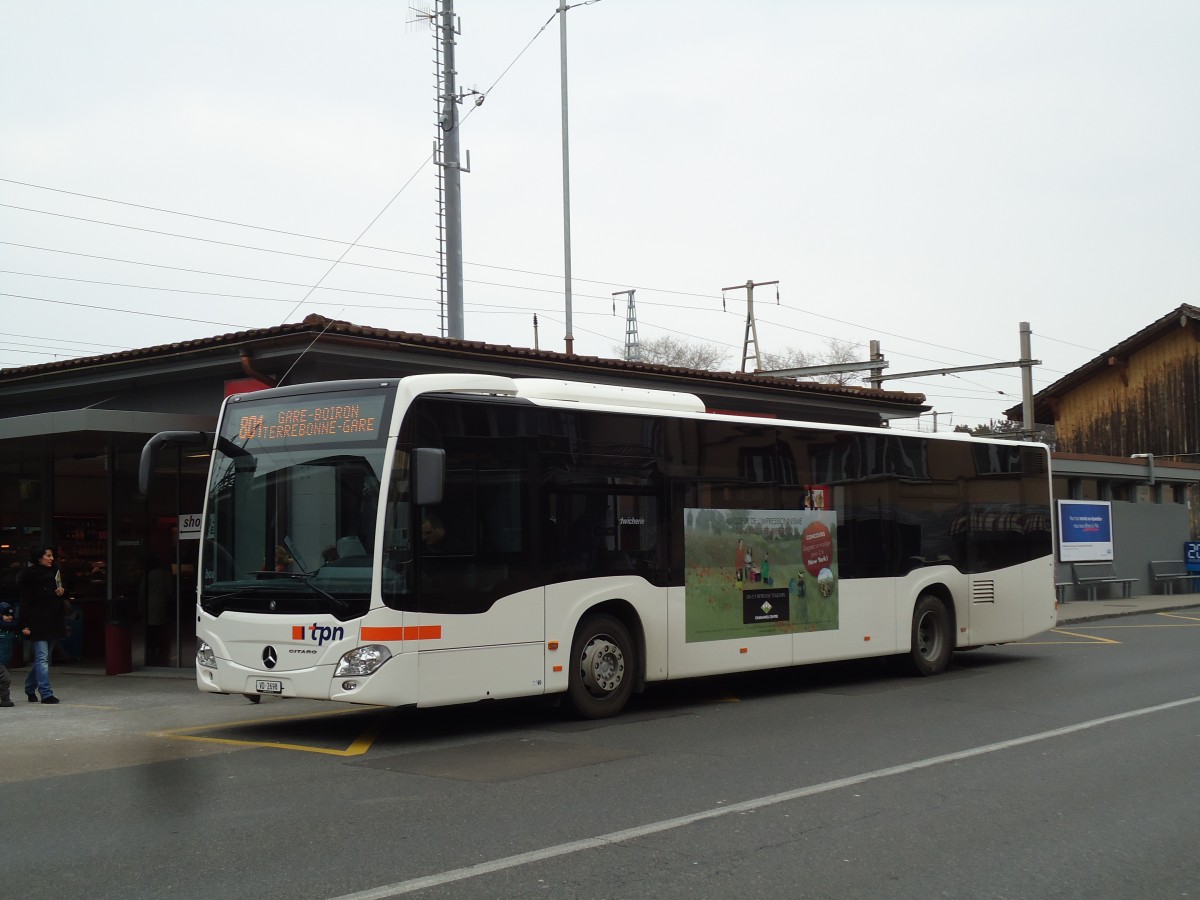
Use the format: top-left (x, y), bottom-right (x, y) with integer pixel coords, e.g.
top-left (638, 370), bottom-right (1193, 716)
top-left (0, 665), bottom-right (333, 785)
top-left (1056, 591), bottom-right (1200, 625)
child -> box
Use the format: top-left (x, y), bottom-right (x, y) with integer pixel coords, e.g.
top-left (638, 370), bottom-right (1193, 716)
top-left (0, 601), bottom-right (31, 708)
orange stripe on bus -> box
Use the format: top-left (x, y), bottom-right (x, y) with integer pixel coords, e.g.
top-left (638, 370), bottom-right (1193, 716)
top-left (292, 625), bottom-right (305, 640)
top-left (360, 625), bottom-right (442, 642)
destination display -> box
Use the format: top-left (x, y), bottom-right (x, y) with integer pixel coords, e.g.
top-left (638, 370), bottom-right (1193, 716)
top-left (221, 393), bottom-right (390, 446)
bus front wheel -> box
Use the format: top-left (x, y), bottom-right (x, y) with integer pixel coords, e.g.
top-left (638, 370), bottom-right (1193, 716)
top-left (567, 613), bottom-right (635, 719)
top-left (909, 594), bottom-right (952, 676)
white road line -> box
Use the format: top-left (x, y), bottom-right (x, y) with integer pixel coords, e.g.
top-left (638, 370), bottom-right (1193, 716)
top-left (330, 694), bottom-right (1200, 900)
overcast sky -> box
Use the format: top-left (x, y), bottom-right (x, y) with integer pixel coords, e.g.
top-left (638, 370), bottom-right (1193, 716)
top-left (2, 0), bottom-right (1196, 429)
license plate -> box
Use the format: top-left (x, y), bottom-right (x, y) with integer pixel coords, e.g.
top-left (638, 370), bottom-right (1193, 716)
top-left (255, 680), bottom-right (283, 694)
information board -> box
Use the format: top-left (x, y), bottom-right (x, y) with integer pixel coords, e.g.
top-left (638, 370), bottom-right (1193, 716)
top-left (1057, 499), bottom-right (1114, 562)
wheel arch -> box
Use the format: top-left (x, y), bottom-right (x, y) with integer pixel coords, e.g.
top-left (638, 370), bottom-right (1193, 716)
top-left (577, 598), bottom-right (647, 693)
top-left (910, 581), bottom-right (957, 649)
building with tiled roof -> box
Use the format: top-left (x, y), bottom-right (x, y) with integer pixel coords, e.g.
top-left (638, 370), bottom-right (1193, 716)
top-left (0, 315), bottom-right (928, 672)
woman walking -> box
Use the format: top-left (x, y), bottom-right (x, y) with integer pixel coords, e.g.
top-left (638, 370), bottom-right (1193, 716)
top-left (17, 546), bottom-right (67, 704)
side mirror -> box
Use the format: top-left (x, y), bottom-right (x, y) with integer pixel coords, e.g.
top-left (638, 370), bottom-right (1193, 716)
top-left (138, 431), bottom-right (211, 494)
top-left (413, 447), bottom-right (445, 506)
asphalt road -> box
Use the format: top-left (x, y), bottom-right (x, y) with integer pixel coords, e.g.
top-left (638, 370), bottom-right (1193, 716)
top-left (6, 606), bottom-right (1200, 900)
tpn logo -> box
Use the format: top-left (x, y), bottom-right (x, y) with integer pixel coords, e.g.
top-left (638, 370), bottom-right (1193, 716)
top-left (291, 624), bottom-right (346, 646)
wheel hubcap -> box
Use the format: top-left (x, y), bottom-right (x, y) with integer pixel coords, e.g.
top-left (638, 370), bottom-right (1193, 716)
top-left (917, 611), bottom-right (941, 659)
top-left (580, 635), bottom-right (625, 697)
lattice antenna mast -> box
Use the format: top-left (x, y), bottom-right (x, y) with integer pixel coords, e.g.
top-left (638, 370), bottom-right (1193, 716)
top-left (722, 279), bottom-right (779, 372)
top-left (413, 1), bottom-right (472, 339)
top-left (612, 289), bottom-right (640, 361)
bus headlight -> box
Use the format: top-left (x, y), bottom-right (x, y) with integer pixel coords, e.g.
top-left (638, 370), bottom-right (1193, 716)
top-left (335, 645), bottom-right (391, 677)
top-left (197, 641), bottom-right (217, 669)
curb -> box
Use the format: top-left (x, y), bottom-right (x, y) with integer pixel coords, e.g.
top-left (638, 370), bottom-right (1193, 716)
top-left (1058, 602), bottom-right (1200, 626)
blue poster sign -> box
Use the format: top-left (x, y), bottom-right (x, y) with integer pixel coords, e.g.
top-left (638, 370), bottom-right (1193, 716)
top-left (1057, 500), bottom-right (1114, 562)
top-left (1185, 542), bottom-right (1200, 573)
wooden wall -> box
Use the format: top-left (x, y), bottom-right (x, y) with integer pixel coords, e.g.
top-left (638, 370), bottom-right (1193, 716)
top-left (1054, 318), bottom-right (1200, 457)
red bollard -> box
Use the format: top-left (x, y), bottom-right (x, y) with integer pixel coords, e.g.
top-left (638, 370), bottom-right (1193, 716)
top-left (105, 623), bottom-right (133, 675)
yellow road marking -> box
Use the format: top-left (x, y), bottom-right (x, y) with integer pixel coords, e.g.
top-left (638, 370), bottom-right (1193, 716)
top-left (1040, 610), bottom-right (1200, 645)
top-left (1155, 611), bottom-right (1200, 623)
top-left (1063, 612), bottom-right (1200, 630)
top-left (1045, 628), bottom-right (1120, 644)
top-left (152, 706), bottom-right (386, 757)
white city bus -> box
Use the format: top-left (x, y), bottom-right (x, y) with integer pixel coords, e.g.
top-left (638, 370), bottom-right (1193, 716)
top-left (163, 373), bottom-right (1055, 718)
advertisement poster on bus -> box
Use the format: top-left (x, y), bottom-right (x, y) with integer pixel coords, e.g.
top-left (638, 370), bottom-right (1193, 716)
top-left (1056, 499), bottom-right (1114, 561)
top-left (683, 507), bottom-right (839, 642)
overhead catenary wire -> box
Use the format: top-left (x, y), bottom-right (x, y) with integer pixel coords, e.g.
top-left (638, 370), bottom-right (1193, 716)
top-left (0, 195), bottom-right (1074, 411)
top-left (0, 228), bottom-right (1064, 400)
top-left (0, 186), bottom-right (1092, 382)
top-left (1, 229), bottom-right (1061, 383)
top-left (0, 290), bottom-right (247, 330)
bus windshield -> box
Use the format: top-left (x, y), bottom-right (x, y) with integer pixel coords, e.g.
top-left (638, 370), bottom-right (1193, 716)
top-left (200, 388), bottom-right (391, 620)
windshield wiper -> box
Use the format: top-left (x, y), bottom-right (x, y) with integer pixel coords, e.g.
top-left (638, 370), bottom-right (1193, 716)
top-left (283, 535), bottom-right (307, 572)
top-left (200, 584), bottom-right (291, 613)
top-left (250, 570), bottom-right (348, 612)
top-left (203, 575), bottom-right (348, 614)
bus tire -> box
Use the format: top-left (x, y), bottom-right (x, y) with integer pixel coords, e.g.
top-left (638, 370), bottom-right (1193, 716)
top-left (909, 594), bottom-right (952, 676)
top-left (567, 613), bottom-right (635, 719)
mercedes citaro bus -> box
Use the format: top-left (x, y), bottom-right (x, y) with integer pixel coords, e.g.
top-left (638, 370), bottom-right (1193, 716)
top-left (140, 373), bottom-right (1055, 718)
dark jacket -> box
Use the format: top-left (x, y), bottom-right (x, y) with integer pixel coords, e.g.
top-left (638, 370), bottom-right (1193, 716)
top-left (17, 564), bottom-right (68, 642)
top-left (0, 614), bottom-right (21, 667)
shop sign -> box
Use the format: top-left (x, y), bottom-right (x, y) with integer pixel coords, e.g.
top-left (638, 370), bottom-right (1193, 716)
top-left (178, 513), bottom-right (203, 540)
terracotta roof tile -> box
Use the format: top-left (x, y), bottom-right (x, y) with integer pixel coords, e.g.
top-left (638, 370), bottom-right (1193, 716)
top-left (1, 314), bottom-right (926, 404)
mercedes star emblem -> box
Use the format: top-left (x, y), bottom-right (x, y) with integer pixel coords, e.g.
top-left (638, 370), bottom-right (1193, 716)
top-left (262, 646), bottom-right (278, 669)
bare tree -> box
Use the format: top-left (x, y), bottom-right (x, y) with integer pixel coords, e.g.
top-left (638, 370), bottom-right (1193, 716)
top-left (820, 338), bottom-right (863, 386)
top-left (760, 338), bottom-right (863, 385)
top-left (615, 336), bottom-right (730, 370)
top-left (760, 347), bottom-right (815, 371)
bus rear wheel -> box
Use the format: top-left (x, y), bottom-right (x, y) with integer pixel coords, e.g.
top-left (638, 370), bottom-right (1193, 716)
top-left (909, 594), bottom-right (952, 676)
top-left (567, 613), bottom-right (635, 719)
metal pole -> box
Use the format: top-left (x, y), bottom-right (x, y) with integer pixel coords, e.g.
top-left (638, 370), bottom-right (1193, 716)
top-left (441, 0), bottom-right (465, 339)
top-left (744, 280), bottom-right (761, 371)
top-left (723, 279), bottom-right (775, 372)
top-left (1020, 321), bottom-right (1035, 440)
top-left (559, 2), bottom-right (574, 355)
top-left (175, 447), bottom-right (182, 668)
top-left (868, 339), bottom-right (883, 390)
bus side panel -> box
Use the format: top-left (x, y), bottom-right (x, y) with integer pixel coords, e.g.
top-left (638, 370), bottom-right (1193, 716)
top-left (1022, 555), bottom-right (1057, 637)
top-left (640, 584), bottom-right (671, 684)
top-left (413, 587), bottom-right (547, 707)
top-left (964, 558), bottom-right (1054, 646)
top-left (666, 586), bottom-right (793, 680)
top-left (417, 643), bottom-right (547, 707)
top-left (966, 566), bottom-right (1023, 645)
top-left (419, 587), bottom-right (546, 652)
top-left (791, 576), bottom-right (899, 666)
